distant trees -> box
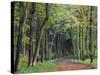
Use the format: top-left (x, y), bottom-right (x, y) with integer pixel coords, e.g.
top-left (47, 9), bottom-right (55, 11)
top-left (12, 1), bottom-right (97, 73)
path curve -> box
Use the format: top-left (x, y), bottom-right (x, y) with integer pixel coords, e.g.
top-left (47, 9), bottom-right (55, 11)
top-left (55, 59), bottom-right (92, 71)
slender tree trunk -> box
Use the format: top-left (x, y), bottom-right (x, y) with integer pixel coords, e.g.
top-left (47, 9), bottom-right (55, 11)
top-left (14, 2), bottom-right (25, 72)
top-left (28, 3), bottom-right (36, 66)
top-left (55, 34), bottom-right (58, 59)
top-left (89, 6), bottom-right (93, 63)
top-left (44, 32), bottom-right (47, 60)
top-left (76, 26), bottom-right (79, 59)
top-left (32, 3), bottom-right (49, 66)
top-left (78, 24), bottom-right (81, 60)
top-left (41, 34), bottom-right (45, 62)
top-left (22, 3), bottom-right (29, 56)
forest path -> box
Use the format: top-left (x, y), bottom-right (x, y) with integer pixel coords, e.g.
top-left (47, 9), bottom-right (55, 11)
top-left (55, 59), bottom-right (92, 71)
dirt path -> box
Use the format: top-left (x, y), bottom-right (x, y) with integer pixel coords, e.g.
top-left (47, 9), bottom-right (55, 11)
top-left (55, 59), bottom-right (92, 71)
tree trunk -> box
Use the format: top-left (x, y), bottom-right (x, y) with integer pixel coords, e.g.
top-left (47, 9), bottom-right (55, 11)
top-left (89, 6), bottom-right (93, 63)
top-left (14, 2), bottom-right (25, 72)
top-left (22, 3), bottom-right (29, 56)
top-left (32, 3), bottom-right (49, 66)
top-left (28, 3), bottom-right (36, 66)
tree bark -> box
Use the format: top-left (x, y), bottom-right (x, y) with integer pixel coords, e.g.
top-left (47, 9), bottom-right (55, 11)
top-left (28, 3), bottom-right (36, 67)
top-left (32, 3), bottom-right (49, 66)
top-left (14, 2), bottom-right (25, 72)
top-left (89, 6), bottom-right (93, 63)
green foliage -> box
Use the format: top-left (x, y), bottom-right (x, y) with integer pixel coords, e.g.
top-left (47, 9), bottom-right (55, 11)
top-left (13, 1), bottom-right (97, 73)
top-left (73, 59), bottom-right (97, 68)
top-left (19, 56), bottom-right (58, 73)
top-left (32, 61), bottom-right (58, 72)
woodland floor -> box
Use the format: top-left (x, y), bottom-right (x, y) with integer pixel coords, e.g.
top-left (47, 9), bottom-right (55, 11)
top-left (19, 58), bottom-right (95, 73)
top-left (55, 59), bottom-right (92, 71)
